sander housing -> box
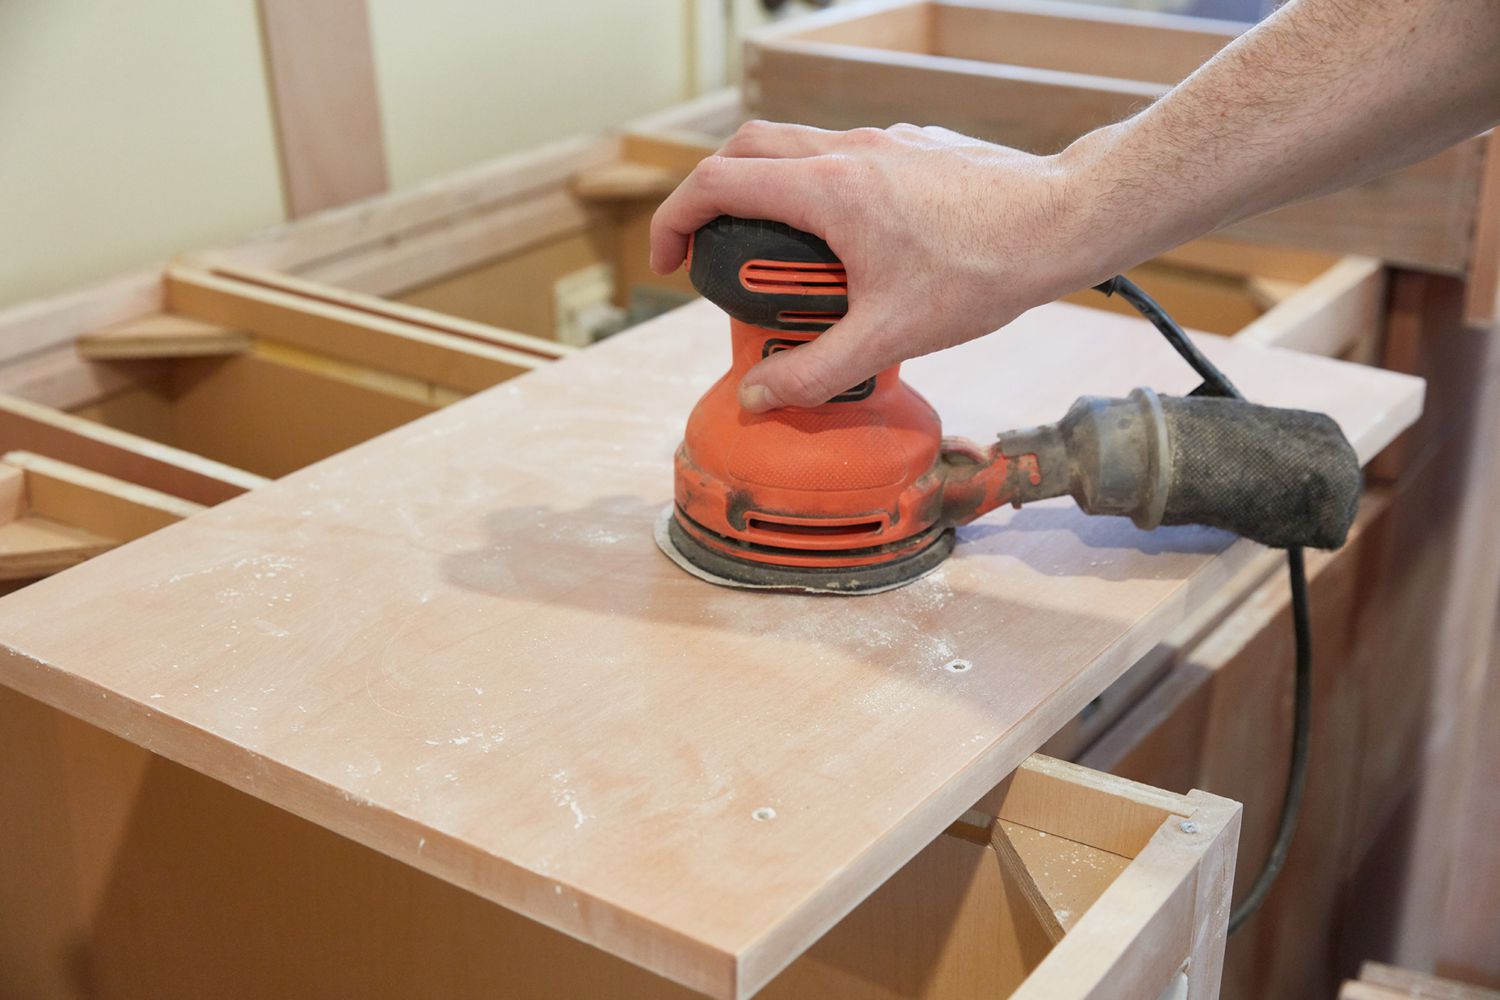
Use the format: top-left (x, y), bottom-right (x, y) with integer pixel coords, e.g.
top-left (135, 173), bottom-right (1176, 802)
top-left (664, 216), bottom-right (1361, 594)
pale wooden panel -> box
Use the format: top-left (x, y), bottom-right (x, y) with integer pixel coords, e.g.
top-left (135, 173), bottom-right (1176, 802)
top-left (76, 352), bottom-right (437, 481)
top-left (931, 0), bottom-right (1241, 84)
top-left (256, 0), bottom-right (389, 217)
top-left (0, 299), bottom-right (1420, 998)
top-left (749, 39), bottom-right (1160, 155)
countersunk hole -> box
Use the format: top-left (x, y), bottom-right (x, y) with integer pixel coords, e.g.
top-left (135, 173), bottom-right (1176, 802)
top-left (752, 807), bottom-right (777, 822)
top-left (943, 659), bottom-right (972, 673)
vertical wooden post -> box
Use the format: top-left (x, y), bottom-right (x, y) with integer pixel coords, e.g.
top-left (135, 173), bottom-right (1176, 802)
top-left (256, 0), bottom-right (389, 218)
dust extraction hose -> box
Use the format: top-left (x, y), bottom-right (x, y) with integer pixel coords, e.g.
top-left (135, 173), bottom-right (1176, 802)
top-left (998, 388), bottom-right (1363, 550)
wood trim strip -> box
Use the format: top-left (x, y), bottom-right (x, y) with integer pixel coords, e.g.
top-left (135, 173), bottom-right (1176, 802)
top-left (211, 135), bottom-right (617, 274)
top-left (255, 0), bottom-right (389, 218)
top-left (0, 394), bottom-right (265, 505)
top-left (165, 266), bottom-right (543, 394)
top-left (1235, 256), bottom-right (1387, 357)
top-left (1464, 134), bottom-right (1500, 326)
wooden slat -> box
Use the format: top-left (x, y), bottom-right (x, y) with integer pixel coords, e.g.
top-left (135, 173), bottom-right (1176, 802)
top-left (4, 451), bottom-right (203, 542)
top-left (571, 162), bottom-right (683, 202)
top-left (79, 314), bottom-right (250, 361)
top-left (200, 264), bottom-right (571, 361)
top-left (0, 394), bottom-right (264, 506)
top-left (931, 0), bottom-right (1242, 85)
top-left (211, 135), bottom-right (617, 274)
top-left (1464, 136), bottom-right (1500, 326)
top-left (164, 266), bottom-right (544, 394)
top-left (293, 190), bottom-right (597, 299)
top-left (1235, 256), bottom-right (1386, 357)
top-left (256, 0), bottom-right (388, 217)
top-left (749, 39), bottom-right (1161, 155)
top-left (0, 298), bottom-right (1420, 998)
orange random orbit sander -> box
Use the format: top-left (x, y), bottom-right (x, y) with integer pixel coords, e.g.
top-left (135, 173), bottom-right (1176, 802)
top-left (655, 216), bottom-right (1363, 595)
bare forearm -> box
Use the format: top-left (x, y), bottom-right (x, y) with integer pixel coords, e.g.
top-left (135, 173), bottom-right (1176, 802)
top-left (649, 0), bottom-right (1500, 411)
top-left (1063, 0), bottom-right (1500, 278)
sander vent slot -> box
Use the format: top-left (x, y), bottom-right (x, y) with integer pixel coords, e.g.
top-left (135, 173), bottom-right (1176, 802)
top-left (777, 311), bottom-right (840, 326)
top-left (740, 260), bottom-right (848, 296)
top-left (747, 517), bottom-right (884, 538)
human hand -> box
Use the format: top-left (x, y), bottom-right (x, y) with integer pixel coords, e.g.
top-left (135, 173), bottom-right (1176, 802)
top-left (649, 121), bottom-right (1113, 412)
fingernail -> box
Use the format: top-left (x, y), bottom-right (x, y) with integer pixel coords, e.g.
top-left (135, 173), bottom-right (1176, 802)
top-left (739, 383), bottom-right (781, 412)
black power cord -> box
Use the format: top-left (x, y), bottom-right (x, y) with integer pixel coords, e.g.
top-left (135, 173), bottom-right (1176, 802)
top-left (1095, 274), bottom-right (1311, 936)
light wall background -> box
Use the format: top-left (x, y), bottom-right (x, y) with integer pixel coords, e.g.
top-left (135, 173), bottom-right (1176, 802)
top-left (0, 0), bottom-right (781, 310)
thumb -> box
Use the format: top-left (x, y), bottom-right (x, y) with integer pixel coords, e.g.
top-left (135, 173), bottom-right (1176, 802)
top-left (738, 309), bottom-right (888, 412)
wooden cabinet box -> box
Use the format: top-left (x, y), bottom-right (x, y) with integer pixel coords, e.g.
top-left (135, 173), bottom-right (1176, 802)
top-left (0, 694), bottom-right (1238, 1000)
top-left (743, 0), bottom-right (1500, 323)
top-left (0, 288), bottom-right (1420, 999)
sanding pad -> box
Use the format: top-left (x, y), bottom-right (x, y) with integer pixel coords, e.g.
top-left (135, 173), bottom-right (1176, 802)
top-left (653, 505), bottom-right (952, 596)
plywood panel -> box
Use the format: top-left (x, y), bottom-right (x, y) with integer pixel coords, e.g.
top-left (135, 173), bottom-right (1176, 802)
top-left (0, 299), bottom-right (1421, 998)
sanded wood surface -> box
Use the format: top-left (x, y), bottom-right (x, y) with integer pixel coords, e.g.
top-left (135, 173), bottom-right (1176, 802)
top-left (0, 299), bottom-right (1420, 998)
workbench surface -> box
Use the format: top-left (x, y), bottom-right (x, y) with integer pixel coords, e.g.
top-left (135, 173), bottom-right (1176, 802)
top-left (0, 299), bottom-right (1421, 998)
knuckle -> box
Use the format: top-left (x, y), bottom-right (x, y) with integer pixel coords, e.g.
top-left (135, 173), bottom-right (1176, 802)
top-left (778, 356), bottom-right (838, 405)
top-left (734, 119), bottom-right (773, 142)
top-left (845, 126), bottom-right (886, 145)
top-left (694, 154), bottom-right (730, 186)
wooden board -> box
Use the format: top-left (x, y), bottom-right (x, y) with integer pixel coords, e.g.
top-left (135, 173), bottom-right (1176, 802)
top-left (256, 0), bottom-right (388, 217)
top-left (78, 313), bottom-right (250, 360)
top-left (0, 299), bottom-right (1421, 999)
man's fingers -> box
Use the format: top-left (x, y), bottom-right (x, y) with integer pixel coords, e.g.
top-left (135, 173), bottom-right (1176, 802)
top-left (716, 120), bottom-right (845, 159)
top-left (648, 155), bottom-right (832, 275)
top-left (738, 309), bottom-right (890, 412)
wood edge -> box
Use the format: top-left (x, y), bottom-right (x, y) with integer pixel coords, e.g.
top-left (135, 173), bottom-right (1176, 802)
top-left (0, 393), bottom-right (268, 498)
top-left (1235, 256), bottom-right (1386, 356)
top-left (1182, 788), bottom-right (1241, 999)
top-left (761, 37), bottom-right (1168, 99)
top-left (1463, 133), bottom-right (1500, 327)
top-left (163, 265), bottom-right (548, 391)
top-left (202, 134), bottom-right (618, 275)
top-left (991, 818), bottom-right (1068, 943)
top-left (1006, 804), bottom-right (1209, 1000)
top-left (932, 0), bottom-right (1249, 39)
top-left (198, 262), bottom-right (570, 361)
top-left (77, 313), bottom-right (252, 361)
top-left (2, 451), bottom-right (208, 529)
top-left (743, 0), bottom-right (924, 47)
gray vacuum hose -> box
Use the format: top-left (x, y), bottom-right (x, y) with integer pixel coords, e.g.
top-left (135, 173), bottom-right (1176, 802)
top-left (998, 388), bottom-right (1362, 550)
